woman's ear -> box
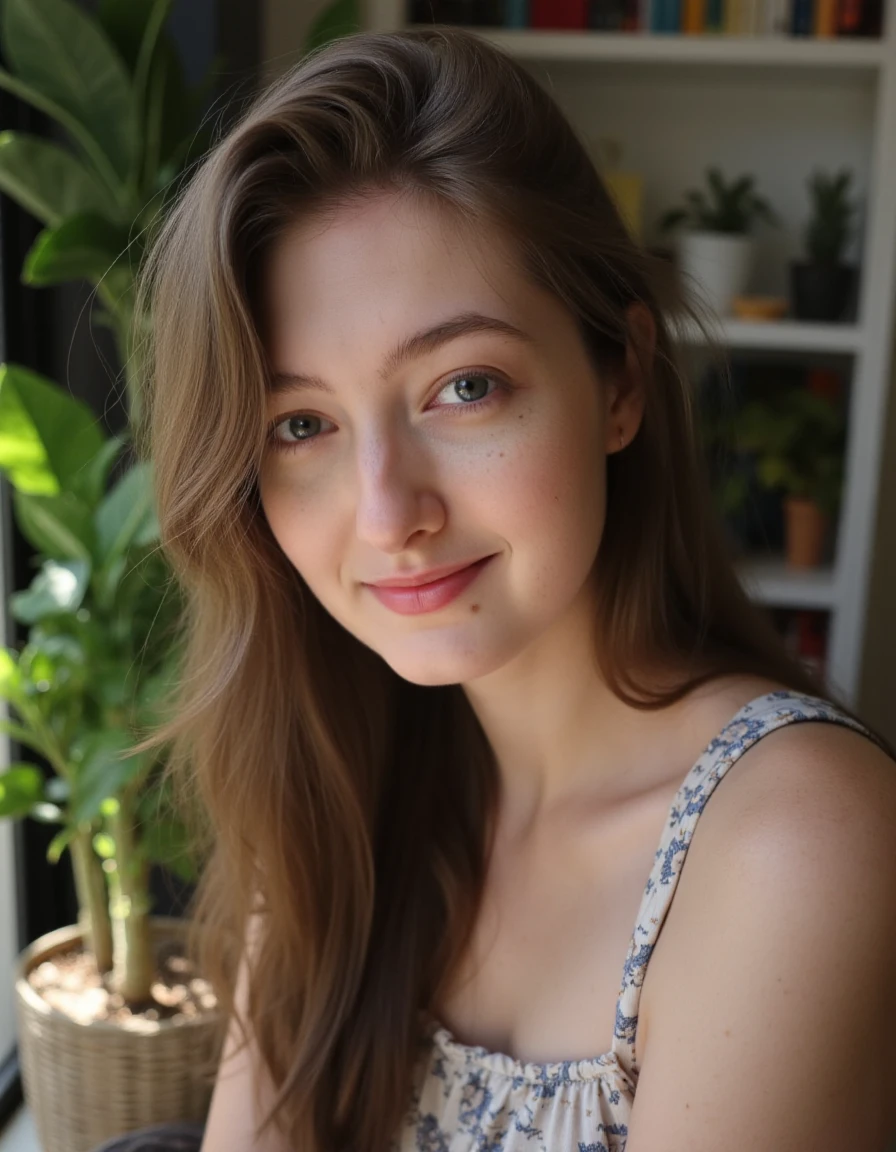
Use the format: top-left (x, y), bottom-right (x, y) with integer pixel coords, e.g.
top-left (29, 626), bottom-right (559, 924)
top-left (605, 300), bottom-right (655, 454)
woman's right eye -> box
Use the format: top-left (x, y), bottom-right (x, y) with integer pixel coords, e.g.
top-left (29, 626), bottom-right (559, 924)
top-left (268, 413), bottom-right (335, 452)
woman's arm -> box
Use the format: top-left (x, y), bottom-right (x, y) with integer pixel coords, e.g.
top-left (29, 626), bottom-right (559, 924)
top-left (200, 910), bottom-right (291, 1152)
top-left (626, 721), bottom-right (896, 1151)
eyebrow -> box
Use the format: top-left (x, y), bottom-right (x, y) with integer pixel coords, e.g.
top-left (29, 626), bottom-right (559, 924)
top-left (267, 311), bottom-right (536, 396)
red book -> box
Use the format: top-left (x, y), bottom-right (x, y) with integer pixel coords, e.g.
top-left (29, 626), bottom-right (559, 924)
top-left (531, 0), bottom-right (589, 26)
top-left (838, 0), bottom-right (864, 33)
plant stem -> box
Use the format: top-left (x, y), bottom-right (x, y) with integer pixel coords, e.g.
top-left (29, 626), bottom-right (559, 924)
top-left (106, 792), bottom-right (155, 1003)
top-left (69, 828), bottom-right (113, 973)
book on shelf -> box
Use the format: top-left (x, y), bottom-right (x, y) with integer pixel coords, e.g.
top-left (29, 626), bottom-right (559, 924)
top-left (408, 0), bottom-right (883, 36)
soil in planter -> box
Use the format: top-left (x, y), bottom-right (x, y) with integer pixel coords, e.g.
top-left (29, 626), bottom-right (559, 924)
top-left (26, 937), bottom-right (218, 1027)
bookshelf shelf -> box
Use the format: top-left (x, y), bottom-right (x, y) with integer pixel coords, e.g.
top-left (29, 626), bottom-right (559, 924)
top-left (456, 27), bottom-right (887, 68)
top-left (736, 556), bottom-right (838, 609)
top-left (670, 316), bottom-right (867, 353)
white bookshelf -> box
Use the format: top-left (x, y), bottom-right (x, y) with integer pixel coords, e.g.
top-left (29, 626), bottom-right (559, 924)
top-left (408, 26), bottom-right (889, 67)
top-left (363, 1), bottom-right (896, 707)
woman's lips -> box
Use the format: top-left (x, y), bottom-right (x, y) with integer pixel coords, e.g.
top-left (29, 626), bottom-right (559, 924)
top-left (365, 554), bottom-right (496, 615)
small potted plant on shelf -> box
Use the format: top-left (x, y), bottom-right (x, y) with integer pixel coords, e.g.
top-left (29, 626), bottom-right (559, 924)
top-left (790, 167), bottom-right (860, 322)
top-left (732, 386), bottom-right (846, 569)
top-left (657, 165), bottom-right (781, 319)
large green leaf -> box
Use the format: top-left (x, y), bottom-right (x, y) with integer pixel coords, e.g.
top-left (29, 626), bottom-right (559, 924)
top-left (139, 816), bottom-right (198, 883)
top-left (0, 719), bottom-right (45, 756)
top-left (0, 132), bottom-right (120, 228)
top-left (96, 0), bottom-right (159, 72)
top-left (97, 0), bottom-right (197, 192)
top-left (0, 649), bottom-right (24, 708)
top-left (139, 30), bottom-right (190, 191)
top-left (0, 66), bottom-right (122, 204)
top-left (9, 559), bottom-right (91, 624)
top-left (0, 364), bottom-right (106, 498)
top-left (1, 0), bottom-right (136, 184)
top-left (22, 212), bottom-right (133, 289)
top-left (78, 435), bottom-right (127, 510)
top-left (69, 729), bottom-right (147, 824)
top-left (13, 490), bottom-right (95, 562)
top-left (93, 657), bottom-right (134, 710)
top-left (130, 0), bottom-right (175, 188)
top-left (95, 460), bottom-right (156, 565)
top-left (0, 763), bottom-right (45, 818)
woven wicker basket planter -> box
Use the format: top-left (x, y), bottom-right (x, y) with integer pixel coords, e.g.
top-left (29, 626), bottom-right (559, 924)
top-left (15, 915), bottom-right (223, 1152)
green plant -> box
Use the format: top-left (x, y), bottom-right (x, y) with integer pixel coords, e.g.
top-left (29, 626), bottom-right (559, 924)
top-left (698, 403), bottom-right (752, 522)
top-left (0, 368), bottom-right (191, 1000)
top-left (803, 167), bottom-right (858, 266)
top-left (0, 0), bottom-right (224, 430)
top-left (0, 0), bottom-right (358, 1006)
top-left (733, 387), bottom-right (846, 520)
top-left (0, 0), bottom-right (363, 1009)
top-left (657, 166), bottom-right (781, 235)
top-left (0, 0), bottom-right (218, 1004)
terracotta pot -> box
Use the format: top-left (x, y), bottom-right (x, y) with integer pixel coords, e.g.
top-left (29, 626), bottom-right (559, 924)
top-left (15, 916), bottom-right (222, 1152)
top-left (784, 496), bottom-right (828, 568)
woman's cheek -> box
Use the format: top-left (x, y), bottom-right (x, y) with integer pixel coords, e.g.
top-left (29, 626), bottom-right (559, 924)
top-left (258, 464), bottom-right (332, 569)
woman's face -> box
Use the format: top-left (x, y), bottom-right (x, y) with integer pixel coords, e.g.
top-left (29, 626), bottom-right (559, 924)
top-left (257, 190), bottom-right (632, 687)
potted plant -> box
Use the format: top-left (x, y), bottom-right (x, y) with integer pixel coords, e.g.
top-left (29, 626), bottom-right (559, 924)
top-left (790, 167), bottom-right (860, 322)
top-left (0, 0), bottom-right (226, 1145)
top-left (732, 386), bottom-right (846, 568)
top-left (657, 165), bottom-right (780, 319)
top-left (0, 0), bottom-right (361, 1146)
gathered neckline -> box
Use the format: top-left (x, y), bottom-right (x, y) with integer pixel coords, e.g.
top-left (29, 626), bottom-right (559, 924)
top-left (421, 1011), bottom-right (634, 1085)
top-left (414, 691), bottom-right (842, 1087)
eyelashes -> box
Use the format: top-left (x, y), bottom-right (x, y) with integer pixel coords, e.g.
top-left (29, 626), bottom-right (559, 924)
top-left (265, 369), bottom-right (509, 454)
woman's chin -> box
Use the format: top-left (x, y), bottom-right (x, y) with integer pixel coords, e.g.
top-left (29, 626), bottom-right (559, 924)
top-left (378, 635), bottom-right (515, 688)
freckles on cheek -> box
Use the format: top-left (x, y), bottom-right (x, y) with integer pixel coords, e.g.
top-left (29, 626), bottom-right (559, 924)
top-left (258, 471), bottom-right (317, 559)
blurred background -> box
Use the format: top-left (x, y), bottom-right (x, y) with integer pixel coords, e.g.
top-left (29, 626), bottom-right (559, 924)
top-left (0, 0), bottom-right (895, 1147)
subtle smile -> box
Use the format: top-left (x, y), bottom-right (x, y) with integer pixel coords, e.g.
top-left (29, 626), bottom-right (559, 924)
top-left (364, 555), bottom-right (497, 615)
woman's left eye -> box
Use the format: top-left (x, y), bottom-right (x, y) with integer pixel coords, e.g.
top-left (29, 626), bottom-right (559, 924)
top-left (432, 371), bottom-right (504, 409)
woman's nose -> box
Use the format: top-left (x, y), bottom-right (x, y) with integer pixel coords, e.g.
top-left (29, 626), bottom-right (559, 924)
top-left (353, 430), bottom-right (445, 553)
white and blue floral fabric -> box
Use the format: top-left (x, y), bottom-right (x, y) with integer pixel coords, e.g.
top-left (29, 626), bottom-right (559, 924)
top-left (391, 690), bottom-right (885, 1151)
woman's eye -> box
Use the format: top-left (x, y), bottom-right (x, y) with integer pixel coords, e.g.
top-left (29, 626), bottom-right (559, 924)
top-left (434, 372), bottom-right (502, 406)
top-left (268, 413), bottom-right (334, 451)
top-left (268, 372), bottom-right (505, 453)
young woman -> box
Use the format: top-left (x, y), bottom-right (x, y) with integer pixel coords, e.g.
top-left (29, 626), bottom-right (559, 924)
top-left (124, 23), bottom-right (896, 1152)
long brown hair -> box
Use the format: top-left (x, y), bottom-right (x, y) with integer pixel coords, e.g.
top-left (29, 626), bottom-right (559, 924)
top-left (130, 25), bottom-right (875, 1151)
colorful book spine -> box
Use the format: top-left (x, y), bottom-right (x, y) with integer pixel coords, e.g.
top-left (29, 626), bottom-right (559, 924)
top-left (650, 0), bottom-right (679, 31)
top-left (814, 0), bottom-right (839, 34)
top-left (763, 0), bottom-right (792, 35)
top-left (743, 0), bottom-right (764, 32)
top-left (531, 0), bottom-right (589, 26)
top-left (683, 0), bottom-right (707, 31)
top-left (476, 0), bottom-right (884, 37)
top-left (838, 0), bottom-right (864, 30)
top-left (504, 0), bottom-right (530, 25)
top-left (622, 0), bottom-right (642, 29)
top-left (589, 0), bottom-right (628, 28)
top-left (705, 0), bottom-right (725, 30)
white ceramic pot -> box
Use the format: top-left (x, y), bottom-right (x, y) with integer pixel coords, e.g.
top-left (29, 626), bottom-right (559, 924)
top-left (676, 230), bottom-right (755, 318)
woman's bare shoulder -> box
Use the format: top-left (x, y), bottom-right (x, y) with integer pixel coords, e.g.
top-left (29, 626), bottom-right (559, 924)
top-left (638, 682), bottom-right (896, 1057)
top-left (628, 710), bottom-right (896, 1150)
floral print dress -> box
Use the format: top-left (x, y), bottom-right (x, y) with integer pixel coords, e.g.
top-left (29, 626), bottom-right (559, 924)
top-left (390, 690), bottom-right (885, 1151)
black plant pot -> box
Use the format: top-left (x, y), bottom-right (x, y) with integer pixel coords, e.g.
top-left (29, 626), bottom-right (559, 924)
top-left (789, 261), bottom-right (858, 322)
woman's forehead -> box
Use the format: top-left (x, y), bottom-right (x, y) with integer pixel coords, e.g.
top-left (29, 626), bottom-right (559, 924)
top-left (259, 197), bottom-right (538, 366)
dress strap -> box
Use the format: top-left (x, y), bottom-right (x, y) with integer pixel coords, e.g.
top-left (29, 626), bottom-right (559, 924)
top-left (609, 689), bottom-right (885, 1085)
